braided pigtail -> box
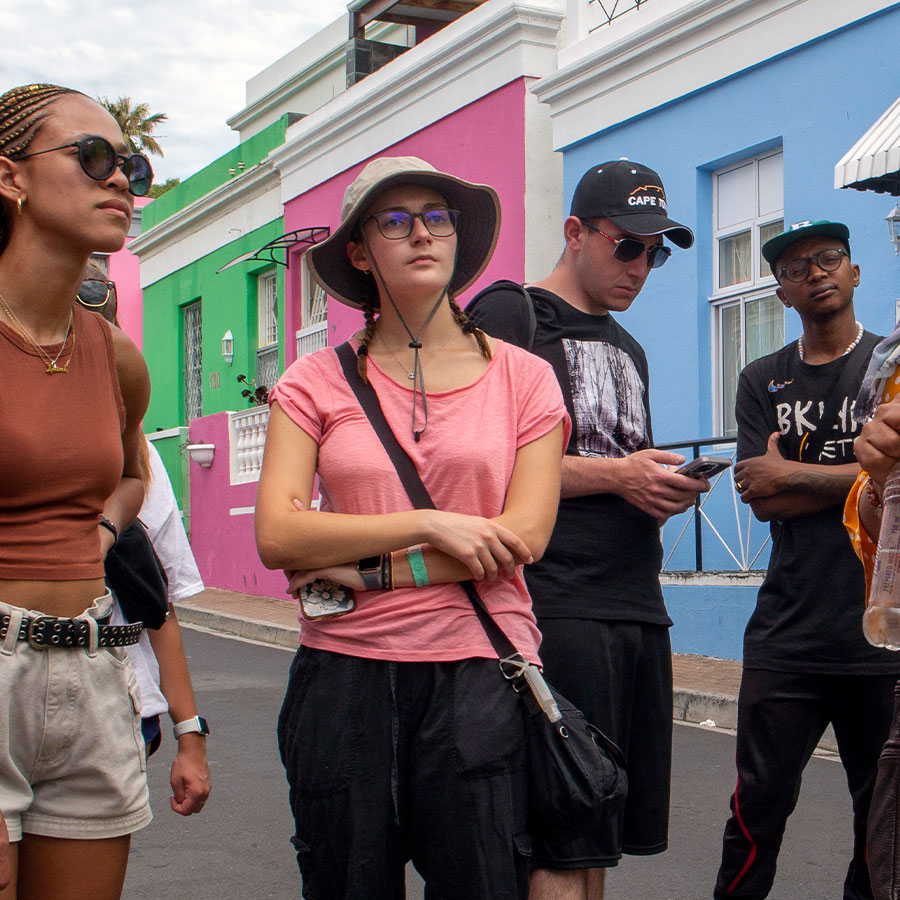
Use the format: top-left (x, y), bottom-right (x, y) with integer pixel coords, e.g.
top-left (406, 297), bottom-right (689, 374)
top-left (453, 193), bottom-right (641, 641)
top-left (449, 296), bottom-right (492, 362)
top-left (357, 301), bottom-right (378, 384)
top-left (0, 84), bottom-right (81, 254)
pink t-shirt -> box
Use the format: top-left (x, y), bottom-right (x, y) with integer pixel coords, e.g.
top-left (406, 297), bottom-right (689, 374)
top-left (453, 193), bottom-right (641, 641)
top-left (269, 339), bottom-right (569, 663)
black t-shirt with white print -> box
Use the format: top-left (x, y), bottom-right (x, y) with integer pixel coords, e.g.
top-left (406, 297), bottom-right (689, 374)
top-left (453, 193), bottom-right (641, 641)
top-left (737, 332), bottom-right (900, 673)
top-left (468, 285), bottom-right (669, 624)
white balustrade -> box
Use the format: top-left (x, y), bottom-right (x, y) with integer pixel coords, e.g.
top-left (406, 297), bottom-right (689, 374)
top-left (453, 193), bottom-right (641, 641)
top-left (229, 406), bottom-right (271, 485)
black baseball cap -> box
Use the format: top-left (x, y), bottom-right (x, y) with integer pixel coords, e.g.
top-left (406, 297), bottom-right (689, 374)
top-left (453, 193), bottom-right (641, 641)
top-left (761, 220), bottom-right (851, 274)
top-left (570, 159), bottom-right (694, 249)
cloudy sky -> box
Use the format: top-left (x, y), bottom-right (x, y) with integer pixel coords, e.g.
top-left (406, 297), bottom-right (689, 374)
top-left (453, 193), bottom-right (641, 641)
top-left (4, 0), bottom-right (351, 183)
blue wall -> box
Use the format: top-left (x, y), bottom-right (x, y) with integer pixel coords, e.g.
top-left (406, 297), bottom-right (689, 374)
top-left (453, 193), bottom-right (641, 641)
top-left (560, 4), bottom-right (900, 445)
top-left (556, 5), bottom-right (900, 659)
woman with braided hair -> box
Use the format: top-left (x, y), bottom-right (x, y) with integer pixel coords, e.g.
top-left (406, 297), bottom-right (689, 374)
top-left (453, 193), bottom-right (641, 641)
top-left (256, 156), bottom-right (570, 898)
top-left (0, 84), bottom-right (153, 900)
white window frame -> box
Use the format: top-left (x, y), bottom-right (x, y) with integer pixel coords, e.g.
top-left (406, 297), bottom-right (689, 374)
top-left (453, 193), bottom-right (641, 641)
top-left (257, 270), bottom-right (278, 349)
top-left (255, 270), bottom-right (280, 389)
top-left (296, 254), bottom-right (328, 359)
top-left (710, 150), bottom-right (784, 436)
top-left (182, 300), bottom-right (203, 423)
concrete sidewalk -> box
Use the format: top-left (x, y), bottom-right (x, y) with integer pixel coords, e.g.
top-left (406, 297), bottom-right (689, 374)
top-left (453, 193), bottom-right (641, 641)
top-left (178, 587), bottom-right (756, 731)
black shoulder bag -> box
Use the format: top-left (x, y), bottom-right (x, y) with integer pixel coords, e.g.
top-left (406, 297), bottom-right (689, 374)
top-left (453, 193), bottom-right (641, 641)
top-left (104, 519), bottom-right (170, 629)
top-left (335, 342), bottom-right (626, 842)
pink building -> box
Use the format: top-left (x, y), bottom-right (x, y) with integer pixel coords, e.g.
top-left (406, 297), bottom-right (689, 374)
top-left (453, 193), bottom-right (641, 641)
top-left (185, 0), bottom-right (564, 596)
top-left (105, 195), bottom-right (150, 348)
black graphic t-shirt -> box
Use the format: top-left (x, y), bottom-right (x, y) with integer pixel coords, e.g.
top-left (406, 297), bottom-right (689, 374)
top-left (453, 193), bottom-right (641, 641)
top-left (737, 333), bottom-right (900, 673)
top-left (469, 285), bottom-right (669, 624)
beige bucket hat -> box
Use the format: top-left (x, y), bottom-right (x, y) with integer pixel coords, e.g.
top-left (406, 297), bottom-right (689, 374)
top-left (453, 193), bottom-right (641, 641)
top-left (305, 156), bottom-right (501, 310)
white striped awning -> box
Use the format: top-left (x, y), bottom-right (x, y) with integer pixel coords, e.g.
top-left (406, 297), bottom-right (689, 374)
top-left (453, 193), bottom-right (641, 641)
top-left (835, 96), bottom-right (900, 196)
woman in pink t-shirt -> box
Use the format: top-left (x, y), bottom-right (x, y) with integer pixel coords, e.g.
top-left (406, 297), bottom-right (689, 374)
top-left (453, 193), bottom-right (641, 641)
top-left (256, 157), bottom-right (568, 899)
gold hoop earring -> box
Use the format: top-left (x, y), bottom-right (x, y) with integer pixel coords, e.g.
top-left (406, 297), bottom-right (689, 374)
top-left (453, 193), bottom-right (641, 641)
top-left (16, 196), bottom-right (24, 216)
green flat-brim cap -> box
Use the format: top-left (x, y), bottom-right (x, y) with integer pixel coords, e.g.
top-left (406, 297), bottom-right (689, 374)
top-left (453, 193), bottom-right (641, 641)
top-left (762, 220), bottom-right (850, 273)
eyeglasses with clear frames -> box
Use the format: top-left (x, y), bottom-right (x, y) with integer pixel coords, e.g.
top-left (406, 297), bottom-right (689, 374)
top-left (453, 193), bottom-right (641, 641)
top-left (579, 219), bottom-right (672, 269)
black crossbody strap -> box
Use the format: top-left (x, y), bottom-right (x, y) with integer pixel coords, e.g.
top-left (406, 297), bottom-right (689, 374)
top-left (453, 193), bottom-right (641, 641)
top-left (334, 342), bottom-right (521, 661)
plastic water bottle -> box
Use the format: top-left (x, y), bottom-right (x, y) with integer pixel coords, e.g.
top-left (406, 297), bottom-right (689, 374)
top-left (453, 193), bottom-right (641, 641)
top-left (863, 467), bottom-right (900, 650)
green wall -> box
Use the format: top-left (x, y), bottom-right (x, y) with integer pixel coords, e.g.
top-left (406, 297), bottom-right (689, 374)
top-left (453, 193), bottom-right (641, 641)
top-left (139, 115), bottom-right (293, 433)
top-left (142, 116), bottom-right (294, 229)
top-left (141, 219), bottom-right (287, 432)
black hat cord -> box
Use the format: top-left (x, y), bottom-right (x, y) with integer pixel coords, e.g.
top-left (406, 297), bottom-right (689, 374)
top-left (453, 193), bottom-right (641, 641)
top-left (362, 232), bottom-right (458, 442)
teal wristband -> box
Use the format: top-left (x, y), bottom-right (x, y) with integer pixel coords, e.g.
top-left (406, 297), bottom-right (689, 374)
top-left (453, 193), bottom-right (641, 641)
top-left (406, 545), bottom-right (429, 587)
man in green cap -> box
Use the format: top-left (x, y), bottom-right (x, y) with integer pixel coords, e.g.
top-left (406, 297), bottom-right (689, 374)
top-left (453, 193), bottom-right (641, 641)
top-left (714, 220), bottom-right (900, 899)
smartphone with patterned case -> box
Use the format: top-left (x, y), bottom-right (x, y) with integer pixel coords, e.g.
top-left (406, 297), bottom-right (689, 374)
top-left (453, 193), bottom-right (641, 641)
top-left (299, 579), bottom-right (356, 621)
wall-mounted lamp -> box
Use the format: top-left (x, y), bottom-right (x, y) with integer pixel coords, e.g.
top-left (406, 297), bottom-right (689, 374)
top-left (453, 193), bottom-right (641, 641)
top-left (186, 443), bottom-right (215, 468)
top-left (886, 204), bottom-right (900, 256)
top-left (222, 330), bottom-right (234, 366)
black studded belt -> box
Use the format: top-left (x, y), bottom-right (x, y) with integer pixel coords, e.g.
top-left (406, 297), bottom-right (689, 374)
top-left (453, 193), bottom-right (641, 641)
top-left (1, 613), bottom-right (143, 649)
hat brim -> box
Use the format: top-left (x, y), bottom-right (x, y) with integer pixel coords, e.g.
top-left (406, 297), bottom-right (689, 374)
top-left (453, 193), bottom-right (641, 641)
top-left (306, 170), bottom-right (501, 310)
top-left (761, 222), bottom-right (850, 270)
top-left (603, 211), bottom-right (694, 249)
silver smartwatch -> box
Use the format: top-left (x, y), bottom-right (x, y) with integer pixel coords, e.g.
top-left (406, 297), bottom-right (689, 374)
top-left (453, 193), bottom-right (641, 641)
top-left (173, 715), bottom-right (210, 739)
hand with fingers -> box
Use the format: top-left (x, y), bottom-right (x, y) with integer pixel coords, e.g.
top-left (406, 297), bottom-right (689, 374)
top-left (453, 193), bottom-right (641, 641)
top-left (733, 432), bottom-right (789, 502)
top-left (418, 508), bottom-right (533, 581)
top-left (855, 396), bottom-right (900, 492)
top-left (618, 449), bottom-right (710, 522)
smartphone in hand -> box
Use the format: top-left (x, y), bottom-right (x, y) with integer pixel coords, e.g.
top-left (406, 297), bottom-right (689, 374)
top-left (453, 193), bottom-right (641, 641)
top-left (675, 456), bottom-right (732, 479)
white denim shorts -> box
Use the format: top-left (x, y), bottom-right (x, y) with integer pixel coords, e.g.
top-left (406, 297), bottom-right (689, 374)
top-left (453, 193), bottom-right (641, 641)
top-left (0, 593), bottom-right (153, 841)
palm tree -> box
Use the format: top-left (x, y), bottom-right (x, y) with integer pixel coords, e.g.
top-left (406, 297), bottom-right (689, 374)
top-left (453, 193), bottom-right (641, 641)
top-left (99, 96), bottom-right (168, 157)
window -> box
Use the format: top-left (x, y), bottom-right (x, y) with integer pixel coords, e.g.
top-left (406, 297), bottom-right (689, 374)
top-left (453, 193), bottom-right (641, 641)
top-left (711, 151), bottom-right (784, 436)
top-left (296, 254), bottom-right (328, 359)
top-left (182, 300), bottom-right (202, 423)
top-left (256, 271), bottom-right (279, 392)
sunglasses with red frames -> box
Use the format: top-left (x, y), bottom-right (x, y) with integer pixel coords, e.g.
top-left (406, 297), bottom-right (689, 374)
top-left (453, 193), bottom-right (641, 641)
top-left (18, 135), bottom-right (154, 197)
top-left (579, 219), bottom-right (672, 269)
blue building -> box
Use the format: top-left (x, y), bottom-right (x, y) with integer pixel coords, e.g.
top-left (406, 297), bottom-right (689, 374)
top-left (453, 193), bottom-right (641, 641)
top-left (534, 0), bottom-right (900, 658)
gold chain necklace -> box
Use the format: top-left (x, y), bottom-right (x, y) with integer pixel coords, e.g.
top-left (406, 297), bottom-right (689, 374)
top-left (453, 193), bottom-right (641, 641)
top-left (0, 291), bottom-right (75, 373)
top-left (375, 331), bottom-right (454, 381)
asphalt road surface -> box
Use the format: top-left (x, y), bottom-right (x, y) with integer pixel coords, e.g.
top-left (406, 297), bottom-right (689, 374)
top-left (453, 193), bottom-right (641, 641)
top-left (123, 628), bottom-right (855, 900)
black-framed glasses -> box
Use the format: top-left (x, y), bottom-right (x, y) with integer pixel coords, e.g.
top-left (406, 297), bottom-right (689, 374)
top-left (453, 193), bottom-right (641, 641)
top-left (778, 248), bottom-right (849, 283)
top-left (77, 278), bottom-right (117, 309)
top-left (19, 135), bottom-right (154, 197)
top-left (366, 208), bottom-right (460, 240)
top-left (579, 219), bottom-right (672, 269)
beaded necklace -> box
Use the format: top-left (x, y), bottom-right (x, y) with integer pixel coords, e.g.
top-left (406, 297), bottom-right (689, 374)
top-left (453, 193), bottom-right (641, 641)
top-left (797, 321), bottom-right (863, 363)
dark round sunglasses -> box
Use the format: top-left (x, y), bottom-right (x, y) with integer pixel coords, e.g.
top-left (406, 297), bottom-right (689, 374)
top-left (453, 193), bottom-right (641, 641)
top-left (77, 278), bottom-right (117, 308)
top-left (19, 135), bottom-right (154, 197)
top-left (579, 219), bottom-right (672, 269)
top-left (778, 248), bottom-right (849, 283)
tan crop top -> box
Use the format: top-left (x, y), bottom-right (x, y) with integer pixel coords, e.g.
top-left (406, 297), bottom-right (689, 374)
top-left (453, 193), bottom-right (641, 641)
top-left (0, 304), bottom-right (126, 580)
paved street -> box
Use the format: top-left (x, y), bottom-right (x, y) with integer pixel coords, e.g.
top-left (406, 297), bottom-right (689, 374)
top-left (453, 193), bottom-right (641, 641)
top-left (124, 627), bottom-right (855, 899)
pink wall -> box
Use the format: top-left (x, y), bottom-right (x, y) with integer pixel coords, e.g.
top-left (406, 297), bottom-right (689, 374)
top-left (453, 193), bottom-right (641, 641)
top-left (107, 196), bottom-right (150, 349)
top-left (188, 413), bottom-right (290, 597)
top-left (190, 79), bottom-right (528, 598)
top-left (283, 79), bottom-right (528, 357)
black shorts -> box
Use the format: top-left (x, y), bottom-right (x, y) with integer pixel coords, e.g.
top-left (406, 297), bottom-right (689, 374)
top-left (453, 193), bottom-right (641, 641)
top-left (277, 647), bottom-right (532, 900)
top-left (532, 618), bottom-right (673, 868)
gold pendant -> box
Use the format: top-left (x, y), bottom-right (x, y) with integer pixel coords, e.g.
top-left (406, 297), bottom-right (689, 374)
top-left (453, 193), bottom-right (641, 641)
top-left (46, 364), bottom-right (68, 374)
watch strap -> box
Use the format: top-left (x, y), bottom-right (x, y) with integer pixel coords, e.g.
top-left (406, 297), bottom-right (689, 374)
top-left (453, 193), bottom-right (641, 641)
top-left (173, 715), bottom-right (209, 739)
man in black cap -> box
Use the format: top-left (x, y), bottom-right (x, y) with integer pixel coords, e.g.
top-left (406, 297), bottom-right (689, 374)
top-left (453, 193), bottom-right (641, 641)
top-left (468, 159), bottom-right (705, 899)
top-left (713, 220), bottom-right (900, 899)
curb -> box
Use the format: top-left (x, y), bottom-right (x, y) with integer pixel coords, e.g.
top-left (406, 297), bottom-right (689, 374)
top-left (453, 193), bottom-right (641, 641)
top-left (178, 605), bottom-right (300, 649)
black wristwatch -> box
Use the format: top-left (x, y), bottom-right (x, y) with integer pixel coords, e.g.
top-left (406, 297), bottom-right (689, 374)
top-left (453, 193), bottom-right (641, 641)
top-left (357, 556), bottom-right (383, 591)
